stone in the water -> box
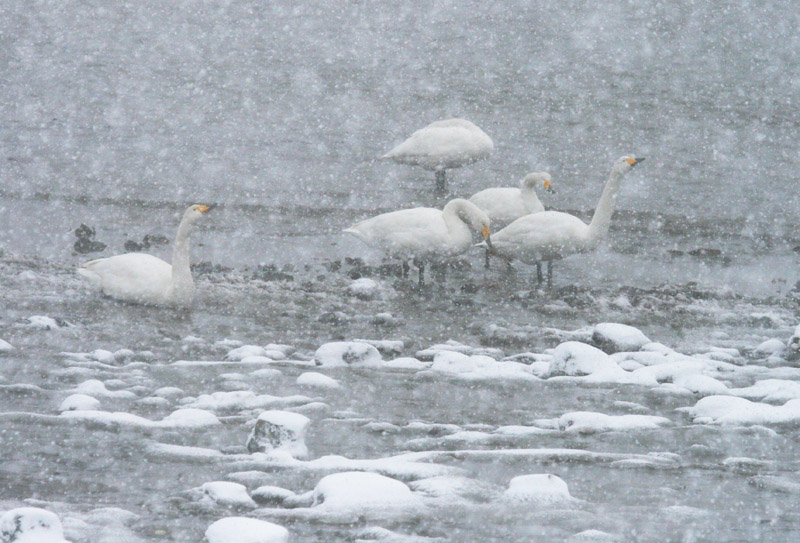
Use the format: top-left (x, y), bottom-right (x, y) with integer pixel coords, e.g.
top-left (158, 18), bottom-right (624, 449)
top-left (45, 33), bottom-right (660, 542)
top-left (205, 517), bottom-right (288, 543)
top-left (251, 485), bottom-right (297, 505)
top-left (546, 342), bottom-right (618, 377)
top-left (314, 341), bottom-right (382, 368)
top-left (592, 323), bottom-right (651, 353)
top-left (501, 473), bottom-right (574, 505)
top-left (311, 471), bottom-right (422, 514)
top-left (200, 481), bottom-right (257, 508)
top-left (246, 410), bottom-right (310, 457)
top-left (0, 507), bottom-right (69, 543)
top-left (346, 277), bottom-right (381, 299)
top-left (59, 393), bottom-right (101, 412)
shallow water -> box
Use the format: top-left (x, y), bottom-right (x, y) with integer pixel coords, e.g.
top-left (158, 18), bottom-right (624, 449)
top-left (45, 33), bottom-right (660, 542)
top-left (2, 1), bottom-right (800, 542)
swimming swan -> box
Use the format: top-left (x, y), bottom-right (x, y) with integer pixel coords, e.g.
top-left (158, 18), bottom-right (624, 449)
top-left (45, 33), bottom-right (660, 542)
top-left (469, 172), bottom-right (554, 225)
top-left (344, 198), bottom-right (492, 285)
top-left (382, 119), bottom-right (494, 195)
top-left (77, 204), bottom-right (213, 307)
top-left (487, 156), bottom-right (644, 286)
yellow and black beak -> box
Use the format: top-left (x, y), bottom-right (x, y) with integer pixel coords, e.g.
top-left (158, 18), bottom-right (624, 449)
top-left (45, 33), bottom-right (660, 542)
top-left (197, 204), bottom-right (215, 213)
top-left (482, 225), bottom-right (493, 249)
top-left (626, 157), bottom-right (646, 167)
top-left (544, 180), bottom-right (555, 194)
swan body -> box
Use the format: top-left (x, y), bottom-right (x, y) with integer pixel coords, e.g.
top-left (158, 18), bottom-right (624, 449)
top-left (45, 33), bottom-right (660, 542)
top-left (382, 119), bottom-right (493, 194)
top-left (77, 204), bottom-right (212, 307)
top-left (488, 157), bottom-right (644, 279)
top-left (344, 198), bottom-right (491, 261)
top-left (469, 172), bottom-right (552, 225)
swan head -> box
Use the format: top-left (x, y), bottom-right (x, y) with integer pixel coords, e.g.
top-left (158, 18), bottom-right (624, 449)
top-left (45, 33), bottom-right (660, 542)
top-left (183, 204), bottom-right (214, 224)
top-left (522, 172), bottom-right (554, 193)
top-left (447, 198), bottom-right (493, 248)
top-left (613, 156), bottom-right (646, 175)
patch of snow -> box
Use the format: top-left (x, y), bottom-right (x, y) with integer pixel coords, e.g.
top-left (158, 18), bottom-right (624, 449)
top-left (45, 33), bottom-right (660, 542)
top-left (314, 342), bottom-right (382, 368)
top-left (592, 323), bottom-right (651, 353)
top-left (296, 372), bottom-right (341, 389)
top-left (205, 517), bottom-right (288, 543)
top-left (58, 394), bottom-right (101, 412)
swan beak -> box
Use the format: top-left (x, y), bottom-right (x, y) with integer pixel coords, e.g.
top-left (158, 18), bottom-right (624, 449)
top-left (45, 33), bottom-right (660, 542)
top-left (628, 157), bottom-right (646, 167)
top-left (197, 204), bottom-right (215, 213)
top-left (481, 225), bottom-right (493, 249)
top-left (544, 180), bottom-right (555, 194)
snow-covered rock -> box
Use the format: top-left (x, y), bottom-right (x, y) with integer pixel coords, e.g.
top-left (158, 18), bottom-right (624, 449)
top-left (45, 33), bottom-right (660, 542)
top-left (592, 323), bottom-right (651, 353)
top-left (251, 486), bottom-right (297, 506)
top-left (59, 394), bottom-right (101, 412)
top-left (205, 517), bottom-right (288, 543)
top-left (557, 412), bottom-right (671, 434)
top-left (501, 474), bottom-right (575, 505)
top-left (786, 324), bottom-right (800, 361)
top-left (314, 342), bottom-right (382, 368)
top-left (346, 277), bottom-right (381, 299)
top-left (311, 471), bottom-right (423, 516)
top-left (753, 339), bottom-right (786, 358)
top-left (679, 395), bottom-right (800, 425)
top-left (226, 345), bottom-right (267, 361)
top-left (296, 372), bottom-right (341, 389)
top-left (200, 482), bottom-right (257, 508)
top-left (23, 316), bottom-right (72, 330)
top-left (0, 507), bottom-right (70, 543)
top-left (546, 342), bottom-right (620, 377)
top-left (246, 410), bottom-right (310, 457)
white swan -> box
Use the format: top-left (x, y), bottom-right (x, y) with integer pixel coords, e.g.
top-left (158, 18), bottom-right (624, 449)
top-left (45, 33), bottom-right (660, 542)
top-left (487, 156), bottom-right (644, 286)
top-left (469, 172), bottom-right (553, 225)
top-left (77, 204), bottom-right (213, 307)
top-left (344, 198), bottom-right (492, 285)
top-left (382, 119), bottom-right (494, 195)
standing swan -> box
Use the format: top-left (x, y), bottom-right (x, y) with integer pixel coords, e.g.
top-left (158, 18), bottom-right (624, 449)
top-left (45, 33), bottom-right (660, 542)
top-left (382, 119), bottom-right (494, 196)
top-left (487, 156), bottom-right (644, 286)
top-left (344, 198), bottom-right (492, 286)
top-left (469, 172), bottom-right (554, 226)
top-left (77, 204), bottom-right (213, 307)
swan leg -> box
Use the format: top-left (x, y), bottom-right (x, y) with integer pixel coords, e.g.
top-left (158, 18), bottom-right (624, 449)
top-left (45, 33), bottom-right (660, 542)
top-left (414, 258), bottom-right (426, 287)
top-left (435, 170), bottom-right (446, 196)
top-left (402, 261), bottom-right (410, 279)
top-left (484, 249), bottom-right (491, 269)
top-left (536, 262), bottom-right (543, 285)
top-left (547, 261), bottom-right (553, 288)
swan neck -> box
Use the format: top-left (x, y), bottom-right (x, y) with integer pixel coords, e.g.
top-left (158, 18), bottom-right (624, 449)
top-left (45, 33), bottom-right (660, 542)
top-left (170, 216), bottom-right (195, 298)
top-left (442, 200), bottom-right (474, 239)
top-left (520, 186), bottom-right (543, 212)
top-left (587, 169), bottom-right (624, 241)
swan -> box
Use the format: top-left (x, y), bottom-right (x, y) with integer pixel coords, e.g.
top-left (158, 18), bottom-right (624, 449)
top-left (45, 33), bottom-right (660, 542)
top-left (469, 172), bottom-right (554, 225)
top-left (77, 204), bottom-right (213, 307)
top-left (486, 156), bottom-right (645, 286)
top-left (343, 198), bottom-right (492, 286)
top-left (382, 119), bottom-right (494, 195)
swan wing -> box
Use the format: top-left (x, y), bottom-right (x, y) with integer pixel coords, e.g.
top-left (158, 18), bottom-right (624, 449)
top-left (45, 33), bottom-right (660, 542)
top-left (79, 253), bottom-right (173, 303)
top-left (469, 188), bottom-right (529, 224)
top-left (491, 211), bottom-right (590, 262)
top-left (345, 208), bottom-right (450, 257)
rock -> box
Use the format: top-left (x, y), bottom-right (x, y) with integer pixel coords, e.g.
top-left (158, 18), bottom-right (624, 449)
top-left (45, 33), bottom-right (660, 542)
top-left (246, 410), bottom-right (310, 457)
top-left (59, 394), bottom-right (101, 412)
top-left (753, 338), bottom-right (786, 358)
top-left (501, 474), bottom-right (574, 505)
top-left (251, 486), bottom-right (297, 506)
top-left (226, 345), bottom-right (267, 361)
top-left (311, 471), bottom-right (422, 514)
top-left (0, 507), bottom-right (70, 543)
top-left (346, 278), bottom-right (381, 299)
top-left (786, 324), bottom-right (800, 361)
top-left (205, 517), bottom-right (288, 543)
top-left (546, 342), bottom-right (619, 377)
top-left (296, 372), bottom-right (341, 389)
top-left (23, 316), bottom-right (72, 330)
top-left (353, 339), bottom-right (404, 355)
top-left (592, 323), bottom-right (651, 353)
top-left (200, 482), bottom-right (257, 508)
top-left (314, 342), bottom-right (382, 368)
